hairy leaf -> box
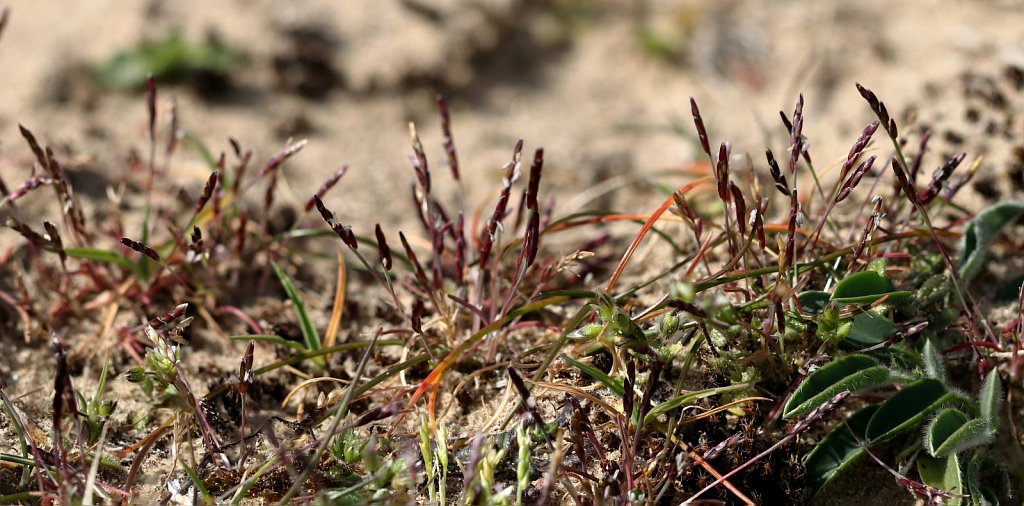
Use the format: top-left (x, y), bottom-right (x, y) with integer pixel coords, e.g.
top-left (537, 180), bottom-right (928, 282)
top-left (917, 454), bottom-right (963, 506)
top-left (978, 369), bottom-right (1001, 431)
top-left (922, 339), bottom-right (946, 381)
top-left (783, 355), bottom-right (890, 419)
top-left (958, 200), bottom-right (1024, 282)
top-left (803, 404), bottom-right (878, 499)
top-left (865, 378), bottom-right (951, 443)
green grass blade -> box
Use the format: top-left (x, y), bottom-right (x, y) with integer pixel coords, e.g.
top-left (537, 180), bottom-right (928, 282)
top-left (562, 354), bottom-right (624, 398)
top-left (65, 247), bottom-right (142, 277)
top-left (644, 383), bottom-right (751, 425)
top-left (271, 261), bottom-right (323, 366)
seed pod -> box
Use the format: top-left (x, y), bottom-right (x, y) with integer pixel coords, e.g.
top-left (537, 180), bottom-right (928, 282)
top-left (121, 237), bottom-right (161, 261)
top-left (149, 303), bottom-right (189, 329)
top-left (689, 97), bottom-right (712, 157)
top-left (43, 221), bottom-right (66, 265)
top-left (765, 149), bottom-right (790, 196)
top-left (304, 165), bottom-right (349, 212)
top-left (730, 182), bottom-right (746, 235)
top-left (313, 195), bottom-right (334, 223)
top-left (195, 170), bottom-right (219, 215)
top-left (437, 95), bottom-right (460, 181)
top-left (374, 224), bottom-right (392, 271)
top-left (715, 142), bottom-right (731, 201)
top-left (840, 122), bottom-right (880, 181)
top-left (836, 155), bottom-right (877, 202)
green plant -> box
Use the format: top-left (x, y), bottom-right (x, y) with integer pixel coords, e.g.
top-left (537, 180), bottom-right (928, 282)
top-left (795, 343), bottom-right (1004, 502)
top-left (4, 41), bottom-right (1024, 504)
top-left (95, 30), bottom-right (240, 91)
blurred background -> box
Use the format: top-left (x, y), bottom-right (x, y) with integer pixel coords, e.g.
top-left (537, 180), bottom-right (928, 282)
top-left (2, 0), bottom-right (1024, 226)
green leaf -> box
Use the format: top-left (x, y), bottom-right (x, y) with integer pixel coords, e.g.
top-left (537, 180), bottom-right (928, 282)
top-left (65, 247), bottom-right (142, 277)
top-left (978, 369), bottom-right (1001, 430)
top-left (844, 312), bottom-right (899, 348)
top-left (803, 404), bottom-right (878, 499)
top-left (927, 408), bottom-right (985, 458)
top-left (271, 261), bottom-right (323, 366)
top-left (783, 355), bottom-right (890, 419)
top-left (932, 417), bottom-right (993, 458)
top-left (95, 31), bottom-right (239, 90)
top-left (959, 200), bottom-right (1024, 282)
top-left (922, 339), bottom-right (946, 381)
top-left (562, 354), bottom-right (624, 398)
top-left (865, 378), bottom-right (952, 443)
top-left (927, 408), bottom-right (968, 454)
top-left (831, 270), bottom-right (911, 304)
top-left (963, 454), bottom-right (988, 506)
top-left (644, 383), bottom-right (751, 424)
top-left (798, 291), bottom-right (831, 315)
top-left (917, 454), bottom-right (963, 506)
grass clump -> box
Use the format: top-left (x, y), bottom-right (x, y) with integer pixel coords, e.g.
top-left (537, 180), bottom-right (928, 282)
top-left (1, 62), bottom-right (1024, 505)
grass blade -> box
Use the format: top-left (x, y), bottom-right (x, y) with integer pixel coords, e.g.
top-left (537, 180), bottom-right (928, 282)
top-left (271, 261), bottom-right (323, 366)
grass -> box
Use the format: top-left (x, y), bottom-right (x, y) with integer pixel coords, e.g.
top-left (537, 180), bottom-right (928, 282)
top-left (1, 67), bottom-right (1024, 505)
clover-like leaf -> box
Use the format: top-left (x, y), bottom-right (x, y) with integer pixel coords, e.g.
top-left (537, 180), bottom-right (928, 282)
top-left (866, 378), bottom-right (952, 443)
top-left (803, 405), bottom-right (878, 499)
top-left (783, 355), bottom-right (890, 419)
top-left (958, 200), bottom-right (1024, 282)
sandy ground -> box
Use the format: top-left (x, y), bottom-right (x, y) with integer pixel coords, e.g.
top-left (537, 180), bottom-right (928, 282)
top-left (2, 0), bottom-right (1024, 503)
top-left (3, 1), bottom-right (1024, 226)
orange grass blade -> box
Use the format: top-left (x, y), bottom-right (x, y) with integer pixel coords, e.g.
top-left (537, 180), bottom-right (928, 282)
top-left (388, 295), bottom-right (571, 435)
top-left (323, 244), bottom-right (347, 348)
top-left (605, 177), bottom-right (712, 292)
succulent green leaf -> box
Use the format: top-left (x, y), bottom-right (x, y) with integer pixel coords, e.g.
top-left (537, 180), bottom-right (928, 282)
top-left (865, 378), bottom-right (951, 443)
top-left (831, 271), bottom-right (891, 302)
top-left (917, 454), bottom-right (963, 506)
top-left (958, 200), bottom-right (1024, 282)
top-left (783, 355), bottom-right (890, 419)
top-left (803, 404), bottom-right (878, 499)
top-left (922, 339), bottom-right (947, 381)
